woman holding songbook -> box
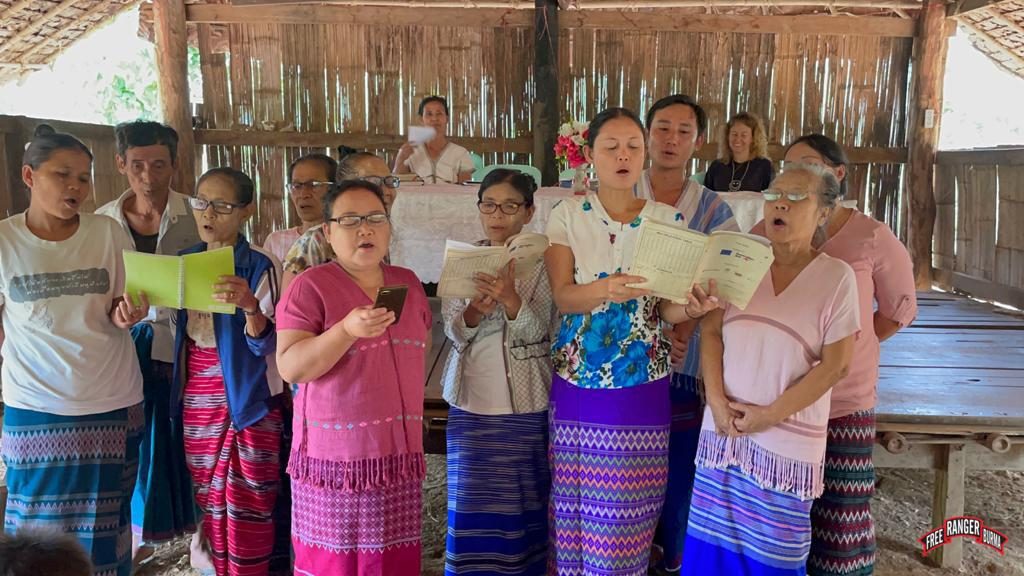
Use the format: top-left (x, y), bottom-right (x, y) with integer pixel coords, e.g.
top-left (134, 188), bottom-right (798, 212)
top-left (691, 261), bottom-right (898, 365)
top-left (172, 167), bottom-right (284, 576)
top-left (779, 135), bottom-right (917, 576)
top-left (0, 125), bottom-right (147, 576)
top-left (276, 180), bottom-right (432, 576)
top-left (393, 95), bottom-right (475, 184)
top-left (681, 164), bottom-right (859, 576)
top-left (440, 169), bottom-right (555, 575)
top-left (544, 107), bottom-right (719, 576)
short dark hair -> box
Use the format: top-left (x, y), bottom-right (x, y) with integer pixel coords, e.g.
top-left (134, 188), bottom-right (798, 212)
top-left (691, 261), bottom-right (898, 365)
top-left (478, 168), bottom-right (538, 207)
top-left (321, 179), bottom-right (387, 222)
top-left (197, 167), bottom-right (255, 205)
top-left (786, 134), bottom-right (850, 199)
top-left (22, 124), bottom-right (92, 169)
top-left (0, 528), bottom-right (92, 576)
top-left (646, 94), bottom-right (708, 137)
top-left (418, 96), bottom-right (449, 117)
top-left (586, 107), bottom-right (646, 148)
top-left (288, 153), bottom-right (338, 184)
top-left (114, 121), bottom-right (179, 161)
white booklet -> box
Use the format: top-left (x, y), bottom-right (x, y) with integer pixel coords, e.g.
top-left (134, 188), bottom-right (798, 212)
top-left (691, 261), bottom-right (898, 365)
top-left (626, 219), bottom-right (773, 309)
top-left (437, 233), bottom-right (549, 299)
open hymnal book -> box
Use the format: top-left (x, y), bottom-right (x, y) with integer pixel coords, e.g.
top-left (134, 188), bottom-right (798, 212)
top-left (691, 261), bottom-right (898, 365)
top-left (626, 219), bottom-right (773, 310)
top-left (437, 233), bottom-right (549, 299)
top-left (123, 246), bottom-right (236, 314)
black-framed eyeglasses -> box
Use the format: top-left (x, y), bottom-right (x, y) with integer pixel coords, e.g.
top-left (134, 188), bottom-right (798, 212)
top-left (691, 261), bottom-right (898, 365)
top-left (287, 181), bottom-right (332, 195)
top-left (189, 196), bottom-right (248, 215)
top-left (362, 175), bottom-right (401, 189)
top-left (327, 212), bottom-right (390, 229)
top-left (477, 200), bottom-right (524, 215)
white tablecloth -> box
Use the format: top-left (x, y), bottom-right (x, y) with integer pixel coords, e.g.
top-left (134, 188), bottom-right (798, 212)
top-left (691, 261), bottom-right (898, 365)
top-left (389, 184), bottom-right (771, 283)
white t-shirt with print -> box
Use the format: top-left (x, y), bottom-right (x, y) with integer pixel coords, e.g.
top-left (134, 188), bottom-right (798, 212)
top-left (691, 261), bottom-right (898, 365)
top-left (404, 142), bottom-right (475, 184)
top-left (0, 213), bottom-right (143, 415)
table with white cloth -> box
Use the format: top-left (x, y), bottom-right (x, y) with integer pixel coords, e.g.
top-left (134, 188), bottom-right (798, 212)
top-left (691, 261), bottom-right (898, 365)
top-left (389, 183), bottom-right (770, 282)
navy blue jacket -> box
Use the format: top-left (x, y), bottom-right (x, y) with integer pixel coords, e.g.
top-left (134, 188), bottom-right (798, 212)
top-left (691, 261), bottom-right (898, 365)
top-left (171, 236), bottom-right (280, 430)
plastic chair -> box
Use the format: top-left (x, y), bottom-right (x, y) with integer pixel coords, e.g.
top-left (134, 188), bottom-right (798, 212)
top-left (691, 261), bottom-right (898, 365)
top-left (470, 152), bottom-right (485, 173)
top-left (558, 167), bottom-right (576, 181)
top-left (476, 164), bottom-right (543, 188)
top-left (690, 170), bottom-right (706, 185)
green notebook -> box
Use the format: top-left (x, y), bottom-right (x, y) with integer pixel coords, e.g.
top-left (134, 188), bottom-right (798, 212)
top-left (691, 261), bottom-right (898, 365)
top-left (123, 246), bottom-right (236, 314)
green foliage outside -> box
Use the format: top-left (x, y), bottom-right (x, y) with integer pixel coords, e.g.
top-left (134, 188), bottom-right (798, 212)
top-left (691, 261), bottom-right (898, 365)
top-left (95, 45), bottom-right (202, 125)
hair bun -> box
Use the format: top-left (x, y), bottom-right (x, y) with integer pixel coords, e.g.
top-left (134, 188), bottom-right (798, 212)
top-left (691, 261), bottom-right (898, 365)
top-left (33, 124), bottom-right (56, 138)
top-left (337, 145), bottom-right (358, 159)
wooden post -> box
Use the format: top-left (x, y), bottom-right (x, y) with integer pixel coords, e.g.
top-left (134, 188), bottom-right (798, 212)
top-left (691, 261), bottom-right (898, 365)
top-left (153, 0), bottom-right (196, 197)
top-left (533, 0), bottom-right (559, 186)
top-left (930, 443), bottom-right (966, 568)
top-left (906, 0), bottom-right (950, 289)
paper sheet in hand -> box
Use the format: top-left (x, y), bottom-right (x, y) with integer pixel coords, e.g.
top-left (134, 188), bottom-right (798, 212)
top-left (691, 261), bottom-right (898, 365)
top-left (437, 233), bottom-right (549, 299)
top-left (408, 126), bottom-right (436, 145)
top-left (124, 246), bottom-right (236, 314)
top-left (627, 219), bottom-right (773, 309)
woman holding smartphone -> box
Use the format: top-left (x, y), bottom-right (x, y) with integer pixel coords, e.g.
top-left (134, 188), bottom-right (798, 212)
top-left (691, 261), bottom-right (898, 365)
top-left (276, 180), bottom-right (432, 576)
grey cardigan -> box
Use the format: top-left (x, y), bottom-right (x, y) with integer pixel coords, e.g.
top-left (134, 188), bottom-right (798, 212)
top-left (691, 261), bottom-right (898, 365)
top-left (440, 256), bottom-right (556, 414)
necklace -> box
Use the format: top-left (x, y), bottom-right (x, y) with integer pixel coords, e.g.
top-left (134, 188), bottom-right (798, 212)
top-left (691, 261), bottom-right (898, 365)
top-left (728, 160), bottom-right (750, 192)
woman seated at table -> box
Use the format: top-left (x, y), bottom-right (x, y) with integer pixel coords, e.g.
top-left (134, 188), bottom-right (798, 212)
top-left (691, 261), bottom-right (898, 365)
top-left (276, 180), bottom-right (432, 575)
top-left (705, 111), bottom-right (774, 192)
top-left (440, 168), bottom-right (556, 576)
top-left (682, 164), bottom-right (859, 575)
top-left (394, 96), bottom-right (475, 184)
top-left (281, 150), bottom-right (400, 290)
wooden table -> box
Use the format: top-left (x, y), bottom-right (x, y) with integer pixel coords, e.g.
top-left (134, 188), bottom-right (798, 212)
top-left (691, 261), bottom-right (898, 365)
top-left (874, 291), bottom-right (1024, 569)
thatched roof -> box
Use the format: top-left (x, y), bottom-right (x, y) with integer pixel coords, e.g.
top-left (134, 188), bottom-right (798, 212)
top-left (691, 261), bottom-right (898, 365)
top-left (957, 0), bottom-right (1024, 78)
top-left (0, 0), bottom-right (139, 83)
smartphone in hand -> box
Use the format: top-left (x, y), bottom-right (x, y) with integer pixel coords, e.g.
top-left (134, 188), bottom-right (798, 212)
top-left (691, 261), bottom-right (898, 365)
top-left (373, 284), bottom-right (408, 324)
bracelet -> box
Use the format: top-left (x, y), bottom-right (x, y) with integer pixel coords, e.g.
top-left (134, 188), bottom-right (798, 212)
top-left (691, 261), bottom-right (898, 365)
top-left (244, 308), bottom-right (260, 316)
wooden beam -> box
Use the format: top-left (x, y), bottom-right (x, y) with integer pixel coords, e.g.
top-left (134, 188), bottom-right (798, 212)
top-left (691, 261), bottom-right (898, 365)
top-left (534, 0), bottom-right (559, 186)
top-left (906, 0), bottom-right (950, 289)
top-left (154, 0), bottom-right (196, 197)
top-left (930, 444), bottom-right (967, 568)
top-left (232, 0), bottom-right (921, 6)
top-left (950, 0), bottom-right (997, 16)
top-left (194, 130), bottom-right (534, 154)
top-left (0, 0), bottom-right (85, 57)
top-left (185, 4), bottom-right (917, 36)
top-left (936, 148), bottom-right (1024, 165)
top-left (193, 130), bottom-right (903, 164)
top-left (932, 268), bottom-right (1024, 310)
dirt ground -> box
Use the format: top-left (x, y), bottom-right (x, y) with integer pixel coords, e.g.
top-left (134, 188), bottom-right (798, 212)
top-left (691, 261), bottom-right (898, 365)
top-left (135, 454), bottom-right (1024, 576)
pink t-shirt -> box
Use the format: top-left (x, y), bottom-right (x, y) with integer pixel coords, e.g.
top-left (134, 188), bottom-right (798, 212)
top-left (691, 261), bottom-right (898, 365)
top-left (263, 226), bottom-right (302, 263)
top-left (276, 262), bottom-right (431, 486)
top-left (752, 210), bottom-right (918, 418)
top-left (696, 254), bottom-right (860, 499)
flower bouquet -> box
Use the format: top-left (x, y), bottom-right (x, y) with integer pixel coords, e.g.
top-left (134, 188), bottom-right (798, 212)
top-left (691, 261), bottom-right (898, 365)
top-left (555, 120), bottom-right (590, 194)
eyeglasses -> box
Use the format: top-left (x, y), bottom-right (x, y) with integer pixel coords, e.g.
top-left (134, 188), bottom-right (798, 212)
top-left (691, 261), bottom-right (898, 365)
top-left (477, 200), bottom-right (525, 215)
top-left (287, 181), bottom-right (332, 195)
top-left (361, 176), bottom-right (401, 189)
top-left (189, 196), bottom-right (248, 215)
top-left (762, 190), bottom-right (810, 203)
top-left (327, 212), bottom-right (390, 228)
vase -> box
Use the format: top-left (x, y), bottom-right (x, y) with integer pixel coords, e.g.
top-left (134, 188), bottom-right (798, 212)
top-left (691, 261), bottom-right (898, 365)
top-left (572, 165), bottom-right (588, 195)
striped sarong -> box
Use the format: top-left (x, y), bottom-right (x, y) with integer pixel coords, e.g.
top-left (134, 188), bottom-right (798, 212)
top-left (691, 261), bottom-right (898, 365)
top-left (682, 466), bottom-right (813, 576)
top-left (184, 344), bottom-right (282, 576)
top-left (548, 374), bottom-right (670, 576)
top-left (445, 407), bottom-right (549, 576)
top-left (131, 323), bottom-right (196, 544)
top-left (2, 402), bottom-right (144, 576)
top-left (807, 410), bottom-right (877, 576)
top-left (655, 373), bottom-right (703, 572)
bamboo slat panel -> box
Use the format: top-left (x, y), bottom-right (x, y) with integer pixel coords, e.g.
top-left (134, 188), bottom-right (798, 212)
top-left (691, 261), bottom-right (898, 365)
top-left (194, 22), bottom-right (913, 244)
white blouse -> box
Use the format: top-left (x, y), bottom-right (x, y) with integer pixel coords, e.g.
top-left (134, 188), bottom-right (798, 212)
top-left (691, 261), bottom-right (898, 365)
top-left (404, 142), bottom-right (475, 184)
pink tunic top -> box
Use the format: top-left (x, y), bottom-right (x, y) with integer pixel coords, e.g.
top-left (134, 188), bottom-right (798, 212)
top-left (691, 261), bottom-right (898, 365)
top-left (263, 226), bottom-right (302, 263)
top-left (696, 254), bottom-right (860, 500)
top-left (752, 210), bottom-right (917, 417)
top-left (276, 262), bottom-right (431, 491)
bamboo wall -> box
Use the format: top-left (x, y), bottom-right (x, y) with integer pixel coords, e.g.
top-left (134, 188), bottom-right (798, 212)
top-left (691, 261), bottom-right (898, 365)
top-left (193, 22), bottom-right (913, 244)
top-left (933, 149), bottom-right (1024, 309)
top-left (0, 116), bottom-right (127, 218)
